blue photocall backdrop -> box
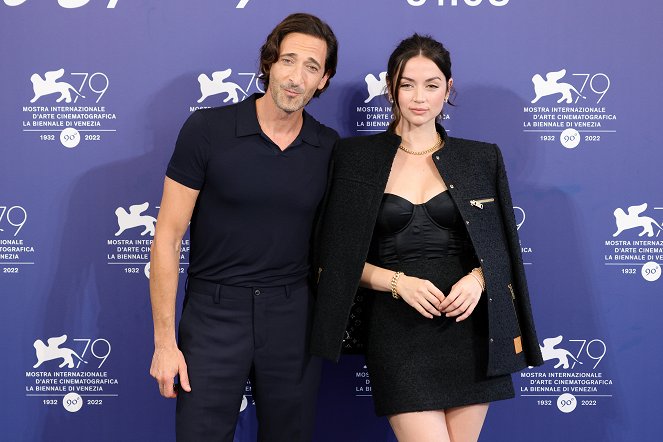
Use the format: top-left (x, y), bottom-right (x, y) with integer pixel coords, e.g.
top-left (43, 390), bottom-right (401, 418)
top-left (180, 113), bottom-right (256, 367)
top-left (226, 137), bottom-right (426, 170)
top-left (1, 1), bottom-right (661, 441)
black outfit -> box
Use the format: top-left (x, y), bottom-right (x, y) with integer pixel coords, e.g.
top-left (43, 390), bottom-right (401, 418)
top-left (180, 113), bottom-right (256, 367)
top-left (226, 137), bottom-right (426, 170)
top-left (366, 192), bottom-right (513, 415)
top-left (311, 126), bottom-right (544, 414)
top-left (168, 94), bottom-right (338, 442)
top-left (167, 93), bottom-right (335, 286)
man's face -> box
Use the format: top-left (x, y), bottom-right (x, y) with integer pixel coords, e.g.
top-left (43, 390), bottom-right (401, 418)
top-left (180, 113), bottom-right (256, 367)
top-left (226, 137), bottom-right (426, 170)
top-left (267, 32), bottom-right (329, 113)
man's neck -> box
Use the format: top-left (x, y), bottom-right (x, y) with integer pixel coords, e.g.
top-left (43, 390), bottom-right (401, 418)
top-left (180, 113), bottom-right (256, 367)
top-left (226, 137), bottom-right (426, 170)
top-left (255, 94), bottom-right (304, 138)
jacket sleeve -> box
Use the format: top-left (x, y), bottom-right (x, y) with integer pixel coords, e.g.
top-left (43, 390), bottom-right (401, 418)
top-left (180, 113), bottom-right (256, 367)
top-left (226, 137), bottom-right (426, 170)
top-left (309, 141), bottom-right (337, 293)
top-left (495, 144), bottom-right (544, 367)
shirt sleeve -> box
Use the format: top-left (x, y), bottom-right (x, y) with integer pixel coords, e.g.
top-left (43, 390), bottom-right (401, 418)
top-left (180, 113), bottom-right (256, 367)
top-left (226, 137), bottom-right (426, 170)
top-left (166, 111), bottom-right (210, 190)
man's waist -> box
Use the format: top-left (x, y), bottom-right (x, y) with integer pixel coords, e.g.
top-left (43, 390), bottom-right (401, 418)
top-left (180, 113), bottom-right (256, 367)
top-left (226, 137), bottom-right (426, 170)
top-left (186, 276), bottom-right (309, 300)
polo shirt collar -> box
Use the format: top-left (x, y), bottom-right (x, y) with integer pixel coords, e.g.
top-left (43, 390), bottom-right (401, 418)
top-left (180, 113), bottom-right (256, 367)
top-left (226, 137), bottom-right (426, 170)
top-left (236, 93), bottom-right (321, 148)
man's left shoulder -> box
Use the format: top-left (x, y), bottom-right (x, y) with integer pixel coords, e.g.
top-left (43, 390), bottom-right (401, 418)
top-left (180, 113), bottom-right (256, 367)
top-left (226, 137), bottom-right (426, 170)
top-left (305, 113), bottom-right (339, 148)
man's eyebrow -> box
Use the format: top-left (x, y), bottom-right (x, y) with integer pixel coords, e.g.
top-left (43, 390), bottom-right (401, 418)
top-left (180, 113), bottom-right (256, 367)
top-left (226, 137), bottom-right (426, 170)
top-left (306, 57), bottom-right (322, 68)
top-left (280, 52), bottom-right (322, 68)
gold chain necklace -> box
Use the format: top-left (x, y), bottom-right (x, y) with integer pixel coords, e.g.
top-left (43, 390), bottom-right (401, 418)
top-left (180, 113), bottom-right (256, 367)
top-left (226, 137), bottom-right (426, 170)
top-left (398, 133), bottom-right (443, 155)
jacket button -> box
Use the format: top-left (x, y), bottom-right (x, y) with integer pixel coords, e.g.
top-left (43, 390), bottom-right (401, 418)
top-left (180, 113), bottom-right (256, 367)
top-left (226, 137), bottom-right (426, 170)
top-left (490, 338), bottom-right (494, 343)
top-left (435, 155), bottom-right (440, 160)
top-left (254, 289), bottom-right (261, 296)
top-left (449, 184), bottom-right (454, 189)
top-left (466, 220), bottom-right (470, 225)
top-left (480, 258), bottom-right (484, 263)
top-left (489, 298), bottom-right (493, 302)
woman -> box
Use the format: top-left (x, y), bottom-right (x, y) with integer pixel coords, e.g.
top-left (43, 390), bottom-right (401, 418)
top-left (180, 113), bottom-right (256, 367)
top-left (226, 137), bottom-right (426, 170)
top-left (311, 34), bottom-right (544, 441)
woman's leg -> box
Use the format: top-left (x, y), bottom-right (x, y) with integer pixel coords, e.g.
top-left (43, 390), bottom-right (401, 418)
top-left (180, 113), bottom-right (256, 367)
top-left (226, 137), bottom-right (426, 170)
top-left (388, 410), bottom-right (450, 442)
top-left (445, 403), bottom-right (489, 442)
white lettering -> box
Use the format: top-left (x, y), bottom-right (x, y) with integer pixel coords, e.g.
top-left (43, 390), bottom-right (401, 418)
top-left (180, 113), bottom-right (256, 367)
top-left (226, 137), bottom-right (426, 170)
top-left (407, 0), bottom-right (509, 6)
top-left (4, 0), bottom-right (117, 8)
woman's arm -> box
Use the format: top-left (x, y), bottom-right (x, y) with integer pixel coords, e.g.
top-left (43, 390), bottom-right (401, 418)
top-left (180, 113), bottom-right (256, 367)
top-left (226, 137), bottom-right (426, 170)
top-left (360, 262), bottom-right (447, 319)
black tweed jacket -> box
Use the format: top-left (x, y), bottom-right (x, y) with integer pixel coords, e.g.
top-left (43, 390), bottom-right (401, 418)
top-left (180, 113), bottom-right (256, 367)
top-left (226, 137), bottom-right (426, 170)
top-left (310, 125), bottom-right (544, 376)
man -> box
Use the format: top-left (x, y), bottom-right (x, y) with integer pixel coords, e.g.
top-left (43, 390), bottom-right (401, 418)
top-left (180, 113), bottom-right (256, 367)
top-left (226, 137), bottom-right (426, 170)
top-left (149, 13), bottom-right (339, 442)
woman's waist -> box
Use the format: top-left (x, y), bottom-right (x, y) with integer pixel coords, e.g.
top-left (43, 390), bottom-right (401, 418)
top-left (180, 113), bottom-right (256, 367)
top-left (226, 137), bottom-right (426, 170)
top-left (369, 255), bottom-right (477, 290)
top-left (373, 230), bottom-right (474, 264)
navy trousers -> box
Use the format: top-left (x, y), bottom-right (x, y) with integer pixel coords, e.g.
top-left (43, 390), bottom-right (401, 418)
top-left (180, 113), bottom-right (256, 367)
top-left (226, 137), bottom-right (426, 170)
top-left (176, 278), bottom-right (321, 442)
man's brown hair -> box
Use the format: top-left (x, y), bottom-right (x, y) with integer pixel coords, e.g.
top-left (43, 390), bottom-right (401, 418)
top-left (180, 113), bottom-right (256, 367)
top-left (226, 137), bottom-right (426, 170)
top-left (259, 13), bottom-right (338, 97)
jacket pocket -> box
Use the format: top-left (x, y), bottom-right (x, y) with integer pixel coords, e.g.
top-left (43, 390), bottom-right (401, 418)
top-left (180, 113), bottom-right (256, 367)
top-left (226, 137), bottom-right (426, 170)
top-left (508, 282), bottom-right (524, 354)
top-left (469, 197), bottom-right (496, 209)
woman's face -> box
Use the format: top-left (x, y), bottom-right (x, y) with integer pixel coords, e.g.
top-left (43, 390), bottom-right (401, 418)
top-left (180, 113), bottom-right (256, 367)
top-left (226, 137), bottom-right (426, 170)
top-left (395, 55), bottom-right (451, 127)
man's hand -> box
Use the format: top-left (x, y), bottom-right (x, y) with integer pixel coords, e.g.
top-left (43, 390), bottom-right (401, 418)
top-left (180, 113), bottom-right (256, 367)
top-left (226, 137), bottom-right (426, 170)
top-left (150, 345), bottom-right (191, 398)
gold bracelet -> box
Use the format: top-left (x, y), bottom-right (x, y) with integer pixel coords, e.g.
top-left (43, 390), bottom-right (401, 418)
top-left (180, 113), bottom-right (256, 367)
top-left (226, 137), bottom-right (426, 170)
top-left (468, 267), bottom-right (485, 291)
top-left (390, 271), bottom-right (404, 299)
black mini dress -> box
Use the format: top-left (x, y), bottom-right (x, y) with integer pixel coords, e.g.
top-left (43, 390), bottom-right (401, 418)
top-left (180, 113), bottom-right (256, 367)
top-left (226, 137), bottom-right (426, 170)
top-left (365, 191), bottom-right (514, 416)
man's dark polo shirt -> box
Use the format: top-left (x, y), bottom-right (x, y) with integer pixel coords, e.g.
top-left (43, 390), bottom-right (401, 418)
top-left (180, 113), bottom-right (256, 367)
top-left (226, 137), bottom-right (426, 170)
top-left (166, 94), bottom-right (338, 286)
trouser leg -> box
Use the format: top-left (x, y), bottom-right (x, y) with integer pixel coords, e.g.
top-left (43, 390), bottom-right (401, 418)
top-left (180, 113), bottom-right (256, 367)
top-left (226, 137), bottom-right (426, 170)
top-left (252, 282), bottom-right (322, 442)
top-left (176, 286), bottom-right (254, 442)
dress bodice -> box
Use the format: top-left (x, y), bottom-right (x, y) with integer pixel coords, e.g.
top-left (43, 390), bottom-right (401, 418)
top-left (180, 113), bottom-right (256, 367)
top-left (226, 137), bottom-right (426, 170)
top-left (370, 191), bottom-right (474, 265)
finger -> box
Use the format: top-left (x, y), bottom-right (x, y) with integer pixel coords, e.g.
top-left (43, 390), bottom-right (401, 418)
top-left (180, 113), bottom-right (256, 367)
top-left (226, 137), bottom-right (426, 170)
top-left (446, 297), bottom-right (472, 317)
top-left (438, 286), bottom-right (459, 311)
top-left (149, 359), bottom-right (159, 379)
top-left (420, 294), bottom-right (442, 316)
top-left (162, 380), bottom-right (176, 398)
top-left (411, 301), bottom-right (434, 319)
top-left (179, 360), bottom-right (192, 392)
top-left (443, 288), bottom-right (469, 314)
top-left (424, 281), bottom-right (445, 303)
top-left (440, 293), bottom-right (462, 313)
top-left (456, 301), bottom-right (477, 322)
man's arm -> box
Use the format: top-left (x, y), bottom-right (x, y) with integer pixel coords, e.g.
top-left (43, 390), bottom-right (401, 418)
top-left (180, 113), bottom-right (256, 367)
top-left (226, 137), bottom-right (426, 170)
top-left (149, 177), bottom-right (199, 398)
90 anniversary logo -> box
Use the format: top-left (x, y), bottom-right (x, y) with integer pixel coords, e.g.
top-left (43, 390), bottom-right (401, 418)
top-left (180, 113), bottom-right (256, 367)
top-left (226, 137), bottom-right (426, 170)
top-left (107, 202), bottom-right (190, 279)
top-left (523, 68), bottom-right (616, 149)
top-left (21, 68), bottom-right (116, 149)
top-left (518, 334), bottom-right (613, 414)
top-left (26, 334), bottom-right (118, 413)
top-left (604, 203), bottom-right (662, 282)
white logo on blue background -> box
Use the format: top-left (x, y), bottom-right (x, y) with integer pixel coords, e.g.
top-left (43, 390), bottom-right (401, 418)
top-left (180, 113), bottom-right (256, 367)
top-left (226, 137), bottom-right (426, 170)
top-left (198, 70), bottom-right (244, 104)
top-left (30, 69), bottom-right (85, 104)
top-left (540, 335), bottom-right (583, 369)
top-left (531, 69), bottom-right (585, 104)
top-left (192, 69), bottom-right (263, 111)
top-left (114, 202), bottom-right (157, 237)
top-left (33, 335), bottom-right (86, 369)
top-left (364, 72), bottom-right (387, 104)
top-left (613, 203), bottom-right (663, 238)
